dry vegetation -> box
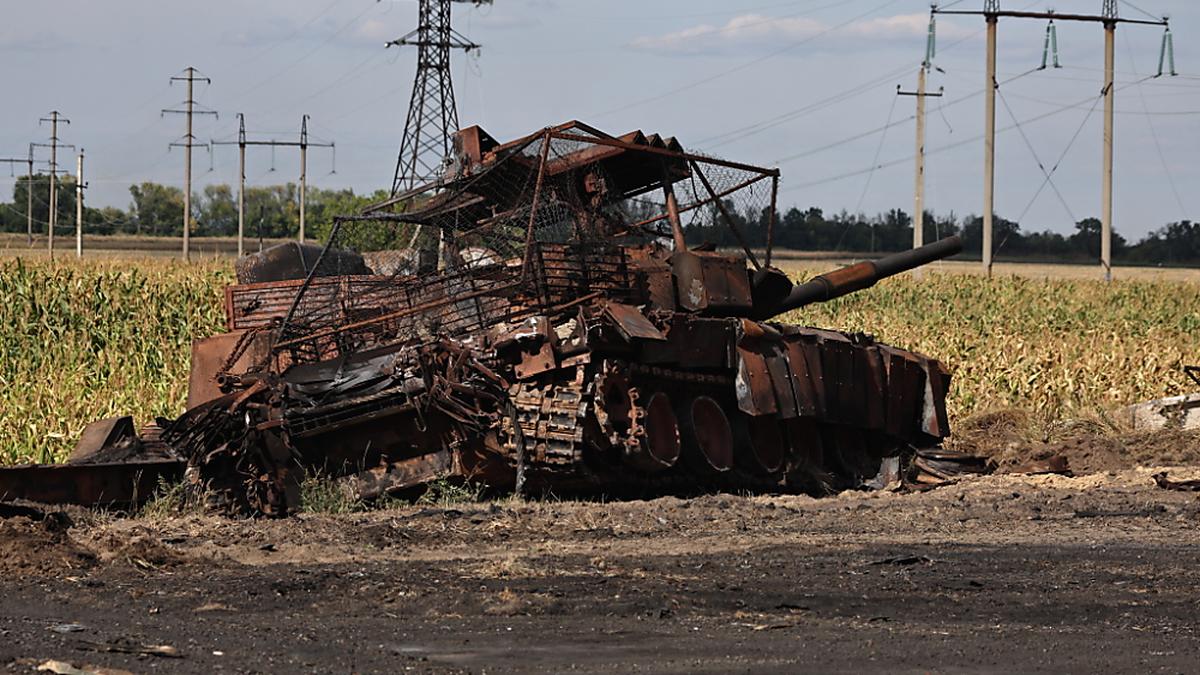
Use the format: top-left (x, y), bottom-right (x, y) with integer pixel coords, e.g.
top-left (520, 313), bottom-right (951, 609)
top-left (0, 256), bottom-right (1197, 464)
top-left (0, 258), bottom-right (229, 463)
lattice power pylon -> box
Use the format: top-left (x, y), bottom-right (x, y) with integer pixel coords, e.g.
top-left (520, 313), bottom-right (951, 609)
top-left (389, 0), bottom-right (491, 195)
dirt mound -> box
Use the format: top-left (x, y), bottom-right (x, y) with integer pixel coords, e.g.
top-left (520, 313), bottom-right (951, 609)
top-left (0, 517), bottom-right (96, 577)
top-left (89, 532), bottom-right (186, 570)
top-left (950, 408), bottom-right (1200, 474)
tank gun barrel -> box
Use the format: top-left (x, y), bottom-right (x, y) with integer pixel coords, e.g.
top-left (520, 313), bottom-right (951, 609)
top-left (762, 235), bottom-right (962, 317)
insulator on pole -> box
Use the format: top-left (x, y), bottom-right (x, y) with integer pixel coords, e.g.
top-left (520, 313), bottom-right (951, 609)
top-left (1040, 21), bottom-right (1061, 69)
top-left (925, 9), bottom-right (937, 67)
top-left (1050, 21), bottom-right (1061, 68)
top-left (1157, 25), bottom-right (1176, 77)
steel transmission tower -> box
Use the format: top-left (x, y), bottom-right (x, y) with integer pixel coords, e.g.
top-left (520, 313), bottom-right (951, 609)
top-left (388, 0), bottom-right (490, 195)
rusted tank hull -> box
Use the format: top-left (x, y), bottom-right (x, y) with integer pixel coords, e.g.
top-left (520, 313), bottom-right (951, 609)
top-left (164, 297), bottom-right (948, 515)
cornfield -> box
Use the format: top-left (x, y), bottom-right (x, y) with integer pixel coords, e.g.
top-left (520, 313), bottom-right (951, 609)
top-left (0, 257), bottom-right (1197, 464)
top-left (0, 258), bottom-right (229, 464)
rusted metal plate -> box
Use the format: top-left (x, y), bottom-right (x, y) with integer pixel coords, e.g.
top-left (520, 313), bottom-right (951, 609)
top-left (187, 330), bottom-right (272, 409)
top-left (783, 340), bottom-right (821, 418)
top-left (642, 316), bottom-right (732, 367)
top-left (860, 346), bottom-right (887, 432)
top-left (816, 337), bottom-right (854, 425)
top-left (798, 340), bottom-right (828, 418)
top-left (603, 302), bottom-right (666, 342)
top-left (880, 346), bottom-right (924, 440)
top-left (0, 460), bottom-right (183, 507)
top-left (342, 451), bottom-right (457, 501)
top-left (70, 416), bottom-right (136, 464)
top-left (764, 345), bottom-right (799, 419)
top-left (515, 340), bottom-right (558, 380)
top-left (735, 346), bottom-right (778, 416)
top-left (671, 250), bottom-right (708, 312)
top-left (695, 252), bottom-right (753, 311)
top-left (920, 358), bottom-right (952, 438)
top-left (644, 268), bottom-right (674, 310)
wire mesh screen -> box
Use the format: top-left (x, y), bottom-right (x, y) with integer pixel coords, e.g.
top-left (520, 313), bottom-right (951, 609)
top-left (266, 124), bottom-right (777, 364)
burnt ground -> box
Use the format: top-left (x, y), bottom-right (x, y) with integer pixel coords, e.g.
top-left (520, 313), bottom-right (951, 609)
top-left (4, 458), bottom-right (1200, 675)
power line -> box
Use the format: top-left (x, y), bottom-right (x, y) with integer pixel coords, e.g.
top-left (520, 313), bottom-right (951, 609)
top-left (997, 87), bottom-right (1077, 224)
top-left (690, 1), bottom-right (1045, 152)
top-left (1013, 92), bottom-right (1104, 225)
top-left (1123, 28), bottom-right (1189, 220)
top-left (389, 0), bottom-right (491, 194)
top-left (780, 78), bottom-right (1155, 195)
top-left (590, 0), bottom-right (901, 120)
top-left (769, 67), bottom-right (1040, 166)
top-left (224, 0), bottom-right (355, 70)
top-left (232, 0), bottom-right (379, 101)
top-left (697, 64), bottom-right (913, 148)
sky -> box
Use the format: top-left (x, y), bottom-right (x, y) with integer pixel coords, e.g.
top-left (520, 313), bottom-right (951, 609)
top-left (0, 0), bottom-right (1196, 239)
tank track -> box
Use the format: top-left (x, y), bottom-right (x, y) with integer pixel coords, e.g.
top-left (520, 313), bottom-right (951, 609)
top-left (493, 349), bottom-right (927, 496)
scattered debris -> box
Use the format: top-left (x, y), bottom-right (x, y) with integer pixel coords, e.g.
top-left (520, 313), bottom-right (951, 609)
top-left (870, 555), bottom-right (934, 566)
top-left (1118, 392), bottom-right (1200, 431)
top-left (77, 638), bottom-right (182, 659)
top-left (909, 448), bottom-right (991, 485)
top-left (1152, 471), bottom-right (1200, 492)
top-left (36, 660), bottom-right (133, 675)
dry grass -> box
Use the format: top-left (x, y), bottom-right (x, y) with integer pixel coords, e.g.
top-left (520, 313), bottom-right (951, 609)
top-left (0, 257), bottom-right (229, 463)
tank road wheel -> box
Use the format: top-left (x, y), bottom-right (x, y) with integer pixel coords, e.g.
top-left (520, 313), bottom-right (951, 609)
top-left (678, 395), bottom-right (734, 473)
top-left (734, 414), bottom-right (786, 475)
top-left (594, 362), bottom-right (680, 474)
top-left (623, 390), bottom-right (681, 473)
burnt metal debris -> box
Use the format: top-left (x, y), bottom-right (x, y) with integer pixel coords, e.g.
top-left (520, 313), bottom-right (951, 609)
top-left (1, 120), bottom-right (963, 515)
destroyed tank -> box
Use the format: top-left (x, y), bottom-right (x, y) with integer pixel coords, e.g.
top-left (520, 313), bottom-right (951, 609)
top-left (94, 121), bottom-right (964, 516)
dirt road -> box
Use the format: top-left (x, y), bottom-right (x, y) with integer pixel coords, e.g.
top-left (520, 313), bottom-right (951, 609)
top-left (2, 467), bottom-right (1200, 674)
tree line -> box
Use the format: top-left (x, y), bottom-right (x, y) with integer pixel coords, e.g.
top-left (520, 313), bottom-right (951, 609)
top-left (687, 203), bottom-right (1200, 266)
top-left (0, 176), bottom-right (1196, 265)
top-left (0, 175), bottom-right (387, 241)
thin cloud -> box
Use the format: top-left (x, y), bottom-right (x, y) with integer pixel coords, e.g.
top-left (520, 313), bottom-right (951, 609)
top-left (630, 13), bottom-right (973, 55)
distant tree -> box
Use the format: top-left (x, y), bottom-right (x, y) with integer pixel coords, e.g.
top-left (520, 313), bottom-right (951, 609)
top-left (129, 182), bottom-right (185, 236)
top-left (1068, 217), bottom-right (1127, 258)
top-left (199, 184), bottom-right (237, 237)
top-left (0, 174), bottom-right (76, 235)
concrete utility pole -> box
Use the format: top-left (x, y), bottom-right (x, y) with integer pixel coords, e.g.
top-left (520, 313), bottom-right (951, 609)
top-left (75, 149), bottom-right (84, 258)
top-left (213, 115), bottom-right (333, 252)
top-left (38, 112), bottom-right (71, 259)
top-left (1101, 0), bottom-right (1117, 282)
top-left (898, 48), bottom-right (943, 278)
top-left (238, 115), bottom-right (246, 257)
top-left (163, 67), bottom-right (217, 261)
top-left (934, 1), bottom-right (1169, 281)
top-left (300, 115), bottom-right (308, 243)
top-left (0, 149), bottom-right (37, 246)
top-left (26, 146), bottom-right (34, 247)
top-left (982, 9), bottom-right (997, 277)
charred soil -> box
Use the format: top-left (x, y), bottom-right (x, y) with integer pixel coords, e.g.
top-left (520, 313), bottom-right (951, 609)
top-left (4, 453), bottom-right (1200, 673)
